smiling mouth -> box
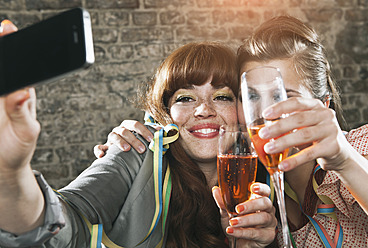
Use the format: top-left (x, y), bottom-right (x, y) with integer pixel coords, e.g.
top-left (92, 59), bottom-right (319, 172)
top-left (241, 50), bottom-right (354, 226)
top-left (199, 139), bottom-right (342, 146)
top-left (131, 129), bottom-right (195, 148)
top-left (192, 128), bottom-right (218, 135)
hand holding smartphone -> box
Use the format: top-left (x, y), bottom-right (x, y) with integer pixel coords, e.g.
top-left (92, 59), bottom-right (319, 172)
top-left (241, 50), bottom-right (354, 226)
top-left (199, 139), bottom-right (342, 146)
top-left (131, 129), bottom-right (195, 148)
top-left (0, 8), bottom-right (95, 96)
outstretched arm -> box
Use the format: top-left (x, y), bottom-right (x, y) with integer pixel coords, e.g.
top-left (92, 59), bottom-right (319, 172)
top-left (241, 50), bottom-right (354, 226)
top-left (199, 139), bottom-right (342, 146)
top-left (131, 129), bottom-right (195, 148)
top-left (0, 86), bottom-right (44, 234)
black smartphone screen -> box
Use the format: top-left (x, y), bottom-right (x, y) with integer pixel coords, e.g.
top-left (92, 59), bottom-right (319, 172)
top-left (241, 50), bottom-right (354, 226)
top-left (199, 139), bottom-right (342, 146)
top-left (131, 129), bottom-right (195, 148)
top-left (0, 8), bottom-right (93, 95)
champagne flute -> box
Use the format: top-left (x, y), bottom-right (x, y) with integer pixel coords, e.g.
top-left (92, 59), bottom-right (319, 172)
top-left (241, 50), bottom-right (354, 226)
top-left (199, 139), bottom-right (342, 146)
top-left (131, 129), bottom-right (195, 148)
top-left (241, 66), bottom-right (292, 248)
top-left (217, 124), bottom-right (258, 248)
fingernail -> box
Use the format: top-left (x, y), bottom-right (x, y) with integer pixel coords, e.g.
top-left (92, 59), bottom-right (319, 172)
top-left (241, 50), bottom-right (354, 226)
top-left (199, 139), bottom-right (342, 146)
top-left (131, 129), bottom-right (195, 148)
top-left (229, 218), bottom-right (238, 226)
top-left (259, 127), bottom-right (270, 139)
top-left (147, 135), bottom-right (153, 142)
top-left (279, 161), bottom-right (288, 171)
top-left (264, 141), bottom-right (275, 153)
top-left (252, 185), bottom-right (260, 193)
top-left (263, 107), bottom-right (273, 118)
top-left (226, 227), bottom-right (234, 234)
top-left (122, 144), bottom-right (130, 151)
top-left (137, 145), bottom-right (145, 153)
top-left (236, 204), bottom-right (245, 214)
top-left (16, 90), bottom-right (31, 106)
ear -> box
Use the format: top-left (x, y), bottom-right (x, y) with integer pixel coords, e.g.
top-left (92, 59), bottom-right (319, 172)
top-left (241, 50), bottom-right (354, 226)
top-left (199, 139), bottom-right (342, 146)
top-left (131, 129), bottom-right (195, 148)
top-left (323, 94), bottom-right (331, 108)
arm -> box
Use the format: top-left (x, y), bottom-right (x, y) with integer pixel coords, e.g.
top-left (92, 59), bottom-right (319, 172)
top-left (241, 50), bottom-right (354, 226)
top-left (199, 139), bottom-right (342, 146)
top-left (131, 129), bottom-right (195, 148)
top-left (0, 85), bottom-right (44, 234)
top-left (212, 183), bottom-right (277, 247)
top-left (259, 97), bottom-right (368, 214)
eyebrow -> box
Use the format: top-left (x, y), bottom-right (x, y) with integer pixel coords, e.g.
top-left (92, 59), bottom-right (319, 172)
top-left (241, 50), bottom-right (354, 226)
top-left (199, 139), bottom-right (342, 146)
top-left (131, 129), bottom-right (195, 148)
top-left (286, 89), bottom-right (301, 95)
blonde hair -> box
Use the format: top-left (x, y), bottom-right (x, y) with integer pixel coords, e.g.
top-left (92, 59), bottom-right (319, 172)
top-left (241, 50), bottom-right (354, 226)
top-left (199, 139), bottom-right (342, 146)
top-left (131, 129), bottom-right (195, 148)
top-left (237, 15), bottom-right (346, 128)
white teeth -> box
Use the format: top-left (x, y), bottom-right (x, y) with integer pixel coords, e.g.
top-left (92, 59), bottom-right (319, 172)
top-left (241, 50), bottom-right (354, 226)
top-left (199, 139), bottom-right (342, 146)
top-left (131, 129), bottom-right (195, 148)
top-left (193, 128), bottom-right (217, 134)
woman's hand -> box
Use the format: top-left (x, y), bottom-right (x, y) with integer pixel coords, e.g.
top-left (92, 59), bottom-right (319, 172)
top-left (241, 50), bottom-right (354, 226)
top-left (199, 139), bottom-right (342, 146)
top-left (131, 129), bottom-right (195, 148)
top-left (94, 120), bottom-right (161, 158)
top-left (258, 97), bottom-right (352, 172)
top-left (212, 183), bottom-right (277, 247)
top-left (0, 88), bottom-right (40, 171)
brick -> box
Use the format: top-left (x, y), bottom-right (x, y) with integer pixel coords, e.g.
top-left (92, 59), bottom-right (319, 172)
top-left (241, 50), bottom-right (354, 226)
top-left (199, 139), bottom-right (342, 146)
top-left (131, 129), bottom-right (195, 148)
top-left (335, 24), bottom-right (368, 64)
top-left (248, 0), bottom-right (283, 6)
top-left (94, 45), bottom-right (108, 61)
top-left (90, 11), bottom-right (99, 26)
top-left (108, 45), bottom-right (134, 60)
top-left (144, 0), bottom-right (195, 8)
top-left (197, 0), bottom-right (243, 7)
top-left (335, 0), bottom-right (358, 6)
top-left (92, 28), bottom-right (119, 43)
top-left (358, 0), bottom-right (368, 6)
top-left (31, 148), bottom-right (54, 164)
top-left (55, 145), bottom-right (94, 170)
top-left (343, 66), bottom-right (356, 78)
top-left (176, 26), bottom-right (228, 41)
top-left (36, 163), bottom-right (70, 181)
top-left (163, 43), bottom-right (185, 56)
top-left (343, 107), bottom-right (362, 124)
top-left (345, 9), bottom-right (368, 22)
top-left (186, 11), bottom-right (212, 26)
top-left (135, 43), bottom-right (163, 58)
top-left (229, 26), bottom-right (253, 41)
top-left (133, 12), bottom-right (157, 26)
top-left (0, 0), bottom-right (24, 10)
top-left (305, 8), bottom-right (343, 22)
top-left (160, 11), bottom-right (185, 25)
top-left (120, 27), bottom-right (174, 42)
top-left (93, 60), bottom-right (159, 77)
top-left (100, 11), bottom-right (129, 26)
top-left (86, 0), bottom-right (139, 9)
top-left (213, 10), bottom-right (261, 26)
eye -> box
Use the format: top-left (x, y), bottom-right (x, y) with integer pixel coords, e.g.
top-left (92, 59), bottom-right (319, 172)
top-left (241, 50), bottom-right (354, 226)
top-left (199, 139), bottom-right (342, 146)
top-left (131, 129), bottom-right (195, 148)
top-left (214, 94), bottom-right (234, 102)
top-left (273, 93), bottom-right (282, 102)
top-left (248, 92), bottom-right (260, 101)
top-left (175, 95), bottom-right (194, 103)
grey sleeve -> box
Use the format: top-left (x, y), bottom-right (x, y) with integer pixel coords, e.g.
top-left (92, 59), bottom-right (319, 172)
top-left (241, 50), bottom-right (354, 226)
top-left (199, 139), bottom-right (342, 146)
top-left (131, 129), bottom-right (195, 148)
top-left (0, 171), bottom-right (65, 247)
top-left (0, 126), bottom-right (154, 247)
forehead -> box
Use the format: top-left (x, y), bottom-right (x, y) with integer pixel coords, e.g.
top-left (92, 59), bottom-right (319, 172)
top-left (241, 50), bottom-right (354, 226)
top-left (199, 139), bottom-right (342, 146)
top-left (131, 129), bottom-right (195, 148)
top-left (175, 80), bottom-right (232, 92)
top-left (241, 59), bottom-right (303, 92)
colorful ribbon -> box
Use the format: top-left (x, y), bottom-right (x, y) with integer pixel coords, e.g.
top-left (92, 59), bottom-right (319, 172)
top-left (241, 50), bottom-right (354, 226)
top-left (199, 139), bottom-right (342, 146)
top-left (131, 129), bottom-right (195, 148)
top-left (282, 165), bottom-right (344, 248)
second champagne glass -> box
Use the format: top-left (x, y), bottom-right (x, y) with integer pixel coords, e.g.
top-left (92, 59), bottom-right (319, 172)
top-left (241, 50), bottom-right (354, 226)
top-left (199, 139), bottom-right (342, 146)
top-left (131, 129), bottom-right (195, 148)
top-left (217, 124), bottom-right (258, 248)
top-left (241, 66), bottom-right (292, 247)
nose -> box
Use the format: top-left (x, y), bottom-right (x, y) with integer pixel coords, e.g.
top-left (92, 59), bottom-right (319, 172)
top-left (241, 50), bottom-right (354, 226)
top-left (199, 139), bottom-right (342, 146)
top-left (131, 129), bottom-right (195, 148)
top-left (194, 102), bottom-right (216, 118)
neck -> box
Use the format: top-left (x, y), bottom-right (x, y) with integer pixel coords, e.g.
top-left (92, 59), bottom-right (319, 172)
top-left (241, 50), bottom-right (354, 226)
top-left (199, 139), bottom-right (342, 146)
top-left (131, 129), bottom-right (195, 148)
top-left (197, 161), bottom-right (218, 188)
top-left (284, 159), bottom-right (316, 229)
top-left (285, 159), bottom-right (315, 204)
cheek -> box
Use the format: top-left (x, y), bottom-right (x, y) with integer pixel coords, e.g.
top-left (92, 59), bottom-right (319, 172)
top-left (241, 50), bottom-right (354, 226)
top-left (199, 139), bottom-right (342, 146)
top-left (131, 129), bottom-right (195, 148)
top-left (220, 104), bottom-right (238, 124)
top-left (170, 105), bottom-right (190, 124)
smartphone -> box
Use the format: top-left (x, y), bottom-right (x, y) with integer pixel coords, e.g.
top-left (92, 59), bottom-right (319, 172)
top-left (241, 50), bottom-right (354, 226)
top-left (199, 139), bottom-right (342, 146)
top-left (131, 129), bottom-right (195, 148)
top-left (0, 7), bottom-right (95, 96)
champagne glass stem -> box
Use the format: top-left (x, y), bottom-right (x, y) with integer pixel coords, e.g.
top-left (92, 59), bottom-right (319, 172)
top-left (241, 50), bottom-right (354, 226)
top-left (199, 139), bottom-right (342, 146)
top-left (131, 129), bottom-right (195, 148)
top-left (232, 237), bottom-right (237, 248)
top-left (228, 213), bottom-right (237, 248)
top-left (270, 171), bottom-right (292, 248)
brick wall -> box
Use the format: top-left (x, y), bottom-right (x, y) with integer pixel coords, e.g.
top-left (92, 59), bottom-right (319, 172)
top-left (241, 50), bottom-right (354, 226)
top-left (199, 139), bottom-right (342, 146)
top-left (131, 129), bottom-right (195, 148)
top-left (2, 0), bottom-right (367, 188)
